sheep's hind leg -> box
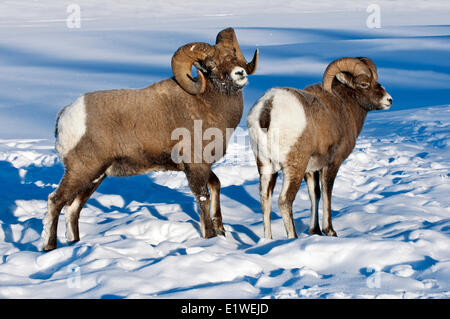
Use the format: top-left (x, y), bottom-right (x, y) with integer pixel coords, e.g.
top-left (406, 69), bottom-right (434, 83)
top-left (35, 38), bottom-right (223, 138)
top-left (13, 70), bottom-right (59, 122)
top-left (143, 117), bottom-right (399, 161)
top-left (43, 172), bottom-right (89, 251)
top-left (208, 171), bottom-right (225, 236)
top-left (258, 162), bottom-right (278, 239)
top-left (278, 167), bottom-right (304, 239)
top-left (43, 190), bottom-right (61, 251)
top-left (65, 174), bottom-right (105, 244)
top-left (305, 171), bottom-right (322, 235)
top-left (185, 164), bottom-right (216, 238)
top-left (43, 162), bottom-right (106, 251)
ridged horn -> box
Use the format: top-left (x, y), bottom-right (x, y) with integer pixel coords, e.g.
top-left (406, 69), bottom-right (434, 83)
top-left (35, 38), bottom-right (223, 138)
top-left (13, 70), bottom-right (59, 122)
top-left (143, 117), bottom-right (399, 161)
top-left (323, 57), bottom-right (372, 94)
top-left (216, 27), bottom-right (258, 75)
top-left (357, 57), bottom-right (378, 82)
top-left (171, 42), bottom-right (215, 95)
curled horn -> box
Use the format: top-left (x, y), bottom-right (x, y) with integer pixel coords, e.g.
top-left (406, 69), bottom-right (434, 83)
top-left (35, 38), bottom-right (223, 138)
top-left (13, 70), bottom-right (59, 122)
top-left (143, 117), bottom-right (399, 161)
top-left (216, 27), bottom-right (259, 75)
top-left (171, 42), bottom-right (215, 95)
top-left (357, 57), bottom-right (378, 82)
top-left (322, 57), bottom-right (372, 94)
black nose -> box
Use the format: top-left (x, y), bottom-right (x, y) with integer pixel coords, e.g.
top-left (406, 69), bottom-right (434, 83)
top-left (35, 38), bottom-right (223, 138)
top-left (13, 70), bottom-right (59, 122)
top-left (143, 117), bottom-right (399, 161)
top-left (388, 98), bottom-right (393, 104)
top-left (234, 70), bottom-right (244, 77)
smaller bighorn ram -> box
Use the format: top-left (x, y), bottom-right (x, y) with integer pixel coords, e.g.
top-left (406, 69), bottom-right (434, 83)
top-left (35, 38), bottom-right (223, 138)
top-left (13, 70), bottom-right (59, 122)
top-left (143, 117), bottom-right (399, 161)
top-left (43, 27), bottom-right (258, 251)
top-left (247, 57), bottom-right (392, 239)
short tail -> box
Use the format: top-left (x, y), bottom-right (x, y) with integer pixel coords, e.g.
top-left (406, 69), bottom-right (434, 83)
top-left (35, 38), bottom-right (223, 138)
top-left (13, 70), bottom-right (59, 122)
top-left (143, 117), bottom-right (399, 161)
top-left (54, 106), bottom-right (68, 139)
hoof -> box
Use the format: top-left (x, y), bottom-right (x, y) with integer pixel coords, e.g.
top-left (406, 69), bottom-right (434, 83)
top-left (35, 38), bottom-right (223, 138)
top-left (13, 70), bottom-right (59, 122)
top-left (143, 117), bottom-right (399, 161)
top-left (309, 227), bottom-right (323, 236)
top-left (67, 239), bottom-right (80, 246)
top-left (215, 227), bottom-right (226, 237)
top-left (323, 228), bottom-right (337, 237)
top-left (42, 243), bottom-right (57, 252)
top-left (203, 229), bottom-right (217, 239)
top-left (212, 219), bottom-right (225, 237)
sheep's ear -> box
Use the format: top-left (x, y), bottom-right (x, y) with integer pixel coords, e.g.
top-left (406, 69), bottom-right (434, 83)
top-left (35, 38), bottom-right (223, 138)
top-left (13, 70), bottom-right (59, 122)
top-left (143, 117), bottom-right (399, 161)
top-left (335, 72), bottom-right (355, 88)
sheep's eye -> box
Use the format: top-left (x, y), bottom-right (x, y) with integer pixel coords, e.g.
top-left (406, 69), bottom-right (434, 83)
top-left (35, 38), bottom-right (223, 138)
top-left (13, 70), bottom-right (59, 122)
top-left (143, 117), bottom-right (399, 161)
top-left (359, 82), bottom-right (370, 89)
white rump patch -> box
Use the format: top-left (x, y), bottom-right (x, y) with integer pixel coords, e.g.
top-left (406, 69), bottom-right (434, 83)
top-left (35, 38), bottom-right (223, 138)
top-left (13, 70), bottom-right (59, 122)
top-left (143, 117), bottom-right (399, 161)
top-left (55, 95), bottom-right (87, 159)
top-left (247, 88), bottom-right (307, 172)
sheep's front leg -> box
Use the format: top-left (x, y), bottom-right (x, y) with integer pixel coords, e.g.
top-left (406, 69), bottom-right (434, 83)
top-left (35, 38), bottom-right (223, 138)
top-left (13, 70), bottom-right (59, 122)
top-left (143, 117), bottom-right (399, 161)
top-left (185, 164), bottom-right (216, 238)
top-left (320, 165), bottom-right (339, 237)
top-left (208, 171), bottom-right (225, 236)
top-left (304, 171), bottom-right (322, 235)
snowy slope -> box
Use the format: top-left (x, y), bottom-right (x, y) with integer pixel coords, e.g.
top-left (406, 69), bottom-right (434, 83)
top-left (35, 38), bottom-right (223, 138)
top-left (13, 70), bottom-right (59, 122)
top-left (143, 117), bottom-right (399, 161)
top-left (0, 0), bottom-right (449, 299)
top-left (0, 105), bottom-right (449, 298)
top-left (1, 0), bottom-right (450, 138)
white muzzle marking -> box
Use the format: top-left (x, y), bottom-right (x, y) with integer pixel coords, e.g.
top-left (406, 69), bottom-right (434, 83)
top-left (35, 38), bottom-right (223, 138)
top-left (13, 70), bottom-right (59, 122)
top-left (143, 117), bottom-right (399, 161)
top-left (231, 67), bottom-right (248, 87)
top-left (380, 92), bottom-right (393, 109)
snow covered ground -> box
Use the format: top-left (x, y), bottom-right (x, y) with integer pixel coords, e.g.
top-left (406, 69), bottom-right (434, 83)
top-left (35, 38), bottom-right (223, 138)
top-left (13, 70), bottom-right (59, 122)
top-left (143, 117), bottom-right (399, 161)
top-left (0, 1), bottom-right (449, 298)
top-left (0, 106), bottom-right (449, 298)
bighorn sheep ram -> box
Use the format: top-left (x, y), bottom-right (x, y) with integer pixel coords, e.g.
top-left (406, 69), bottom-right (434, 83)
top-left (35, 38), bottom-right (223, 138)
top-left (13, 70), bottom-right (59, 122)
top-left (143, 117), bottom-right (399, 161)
top-left (247, 57), bottom-right (392, 239)
top-left (43, 28), bottom-right (258, 251)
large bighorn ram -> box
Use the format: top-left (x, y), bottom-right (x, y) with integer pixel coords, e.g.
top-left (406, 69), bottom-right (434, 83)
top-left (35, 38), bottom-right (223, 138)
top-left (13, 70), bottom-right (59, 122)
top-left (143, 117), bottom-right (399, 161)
top-left (247, 57), bottom-right (392, 239)
top-left (43, 28), bottom-right (258, 251)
